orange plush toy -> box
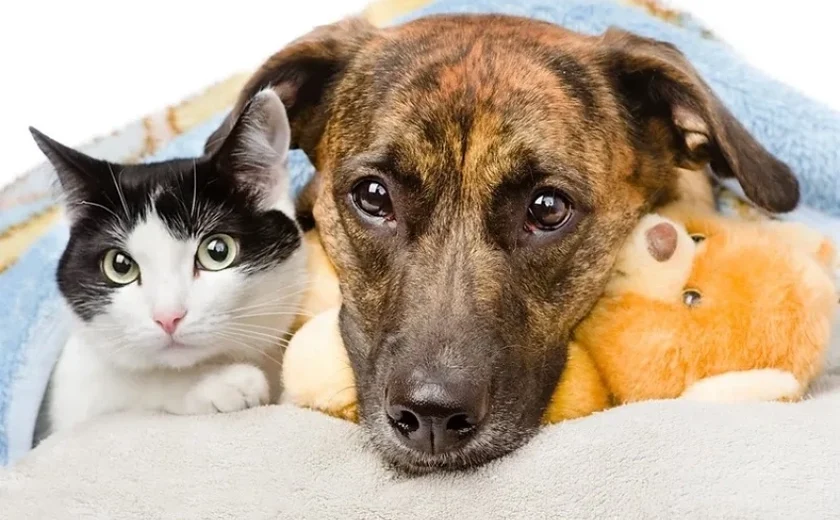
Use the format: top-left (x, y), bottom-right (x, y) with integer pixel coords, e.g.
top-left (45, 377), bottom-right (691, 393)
top-left (543, 210), bottom-right (838, 421)
top-left (283, 209), bottom-right (838, 424)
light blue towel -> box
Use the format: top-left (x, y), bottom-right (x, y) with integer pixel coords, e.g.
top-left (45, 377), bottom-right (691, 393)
top-left (2, 0), bottom-right (839, 466)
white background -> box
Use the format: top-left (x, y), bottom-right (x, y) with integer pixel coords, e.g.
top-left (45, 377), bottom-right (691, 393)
top-left (0, 0), bottom-right (838, 189)
top-left (0, 0), bottom-right (372, 188)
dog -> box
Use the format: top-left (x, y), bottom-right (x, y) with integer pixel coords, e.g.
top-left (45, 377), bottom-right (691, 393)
top-left (206, 14), bottom-right (798, 473)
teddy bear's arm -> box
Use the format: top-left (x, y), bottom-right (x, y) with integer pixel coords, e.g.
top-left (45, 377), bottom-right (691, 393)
top-left (542, 342), bottom-right (611, 424)
top-left (680, 369), bottom-right (803, 403)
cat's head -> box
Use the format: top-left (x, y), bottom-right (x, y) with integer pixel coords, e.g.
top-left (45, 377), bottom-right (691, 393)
top-left (32, 90), bottom-right (306, 370)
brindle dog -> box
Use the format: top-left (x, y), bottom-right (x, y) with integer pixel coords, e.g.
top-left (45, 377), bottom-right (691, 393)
top-left (207, 14), bottom-right (798, 473)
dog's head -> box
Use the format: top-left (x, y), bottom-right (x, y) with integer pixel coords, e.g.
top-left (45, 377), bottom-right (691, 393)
top-left (209, 14), bottom-right (798, 472)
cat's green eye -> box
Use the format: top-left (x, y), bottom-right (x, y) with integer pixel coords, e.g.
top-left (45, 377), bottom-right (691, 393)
top-left (196, 234), bottom-right (238, 271)
top-left (102, 250), bottom-right (140, 285)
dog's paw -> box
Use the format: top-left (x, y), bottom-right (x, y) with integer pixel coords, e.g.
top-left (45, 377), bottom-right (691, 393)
top-left (183, 364), bottom-right (270, 414)
top-left (681, 369), bottom-right (802, 403)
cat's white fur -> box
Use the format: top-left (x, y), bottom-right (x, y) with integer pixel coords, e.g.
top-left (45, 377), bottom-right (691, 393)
top-left (47, 90), bottom-right (306, 434)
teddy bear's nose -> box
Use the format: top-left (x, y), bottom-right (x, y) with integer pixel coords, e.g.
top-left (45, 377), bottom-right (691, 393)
top-left (645, 222), bottom-right (678, 261)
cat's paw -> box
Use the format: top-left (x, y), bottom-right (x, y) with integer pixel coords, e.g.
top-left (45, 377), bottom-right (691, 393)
top-left (183, 364), bottom-right (270, 414)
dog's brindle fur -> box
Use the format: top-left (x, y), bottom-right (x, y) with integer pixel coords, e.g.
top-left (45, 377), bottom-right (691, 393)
top-left (207, 14), bottom-right (798, 473)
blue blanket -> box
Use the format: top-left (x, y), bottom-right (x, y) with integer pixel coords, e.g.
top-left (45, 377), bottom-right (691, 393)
top-left (2, 0), bottom-right (839, 466)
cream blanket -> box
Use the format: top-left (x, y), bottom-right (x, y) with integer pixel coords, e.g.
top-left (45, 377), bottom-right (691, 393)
top-left (2, 311), bottom-right (838, 520)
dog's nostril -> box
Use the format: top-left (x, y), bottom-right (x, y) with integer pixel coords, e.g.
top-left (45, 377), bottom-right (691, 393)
top-left (389, 409), bottom-right (420, 436)
top-left (445, 413), bottom-right (475, 434)
top-left (385, 371), bottom-right (488, 454)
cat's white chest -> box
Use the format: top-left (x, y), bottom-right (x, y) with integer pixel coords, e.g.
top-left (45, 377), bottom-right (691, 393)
top-left (47, 331), bottom-right (276, 434)
top-left (48, 333), bottom-right (194, 432)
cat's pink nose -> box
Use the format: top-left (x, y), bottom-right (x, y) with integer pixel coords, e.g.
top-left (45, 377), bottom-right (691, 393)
top-left (154, 310), bottom-right (186, 335)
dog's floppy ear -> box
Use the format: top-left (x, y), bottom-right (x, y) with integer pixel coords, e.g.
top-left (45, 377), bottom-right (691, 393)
top-left (602, 27), bottom-right (799, 213)
top-left (205, 17), bottom-right (376, 161)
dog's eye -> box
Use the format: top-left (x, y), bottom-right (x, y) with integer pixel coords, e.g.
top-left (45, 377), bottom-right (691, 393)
top-left (352, 178), bottom-right (394, 220)
top-left (690, 233), bottom-right (706, 243)
top-left (526, 189), bottom-right (573, 232)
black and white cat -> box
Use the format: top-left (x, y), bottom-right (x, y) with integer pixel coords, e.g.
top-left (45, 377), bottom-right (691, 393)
top-left (32, 90), bottom-right (306, 436)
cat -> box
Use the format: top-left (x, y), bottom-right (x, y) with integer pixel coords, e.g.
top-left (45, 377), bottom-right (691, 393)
top-left (31, 89), bottom-right (307, 438)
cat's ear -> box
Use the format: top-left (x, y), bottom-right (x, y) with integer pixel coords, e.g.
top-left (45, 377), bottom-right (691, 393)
top-left (29, 127), bottom-right (110, 218)
top-left (213, 89), bottom-right (293, 212)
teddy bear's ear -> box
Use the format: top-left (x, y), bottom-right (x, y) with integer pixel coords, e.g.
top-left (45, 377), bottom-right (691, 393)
top-left (645, 221), bottom-right (679, 262)
top-left (607, 214), bottom-right (695, 301)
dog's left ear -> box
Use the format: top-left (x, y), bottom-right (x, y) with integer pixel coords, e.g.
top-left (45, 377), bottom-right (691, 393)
top-left (204, 17), bottom-right (376, 162)
top-left (602, 28), bottom-right (798, 213)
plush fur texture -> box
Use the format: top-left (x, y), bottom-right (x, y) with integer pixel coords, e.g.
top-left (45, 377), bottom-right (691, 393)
top-left (282, 307), bottom-right (358, 422)
top-left (31, 90), bottom-right (307, 437)
top-left (212, 13), bottom-right (799, 473)
top-left (575, 209), bottom-right (837, 405)
top-left (282, 205), bottom-right (837, 425)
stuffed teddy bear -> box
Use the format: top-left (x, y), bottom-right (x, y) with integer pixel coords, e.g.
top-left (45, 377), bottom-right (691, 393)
top-left (282, 208), bottom-right (838, 424)
top-left (571, 210), bottom-right (837, 405)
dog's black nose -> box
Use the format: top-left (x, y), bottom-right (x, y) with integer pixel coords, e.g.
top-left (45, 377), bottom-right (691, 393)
top-left (385, 369), bottom-right (488, 454)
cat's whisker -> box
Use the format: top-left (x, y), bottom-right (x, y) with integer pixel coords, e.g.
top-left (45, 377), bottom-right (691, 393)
top-left (295, 271), bottom-right (339, 285)
top-left (191, 159), bottom-right (198, 219)
top-left (80, 326), bottom-right (128, 339)
top-left (221, 326), bottom-right (292, 345)
top-left (228, 322), bottom-right (299, 334)
top-left (104, 340), bottom-right (143, 361)
top-left (225, 303), bottom-right (312, 317)
top-left (323, 384), bottom-right (358, 407)
top-left (272, 283), bottom-right (317, 296)
top-left (225, 295), bottom-right (311, 311)
top-left (229, 311), bottom-right (314, 321)
top-left (225, 323), bottom-right (298, 337)
top-left (218, 331), bottom-right (294, 352)
top-left (226, 333), bottom-right (294, 350)
top-left (280, 285), bottom-right (320, 298)
top-left (242, 280), bottom-right (318, 299)
top-left (175, 173), bottom-right (192, 222)
top-left (217, 330), bottom-right (277, 347)
top-left (222, 298), bottom-right (313, 315)
top-left (241, 277), bottom-right (316, 296)
top-left (211, 332), bottom-right (284, 370)
top-left (84, 325), bottom-right (124, 333)
top-left (107, 163), bottom-right (131, 220)
top-left (263, 272), bottom-right (315, 285)
top-left (213, 305), bottom-right (311, 322)
top-left (74, 201), bottom-right (121, 220)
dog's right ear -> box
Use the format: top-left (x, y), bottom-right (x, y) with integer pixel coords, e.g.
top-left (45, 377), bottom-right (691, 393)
top-left (601, 28), bottom-right (799, 213)
top-left (204, 17), bottom-right (377, 162)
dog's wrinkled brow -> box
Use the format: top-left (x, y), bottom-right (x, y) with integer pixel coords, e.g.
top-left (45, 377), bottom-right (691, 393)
top-left (335, 149), bottom-right (422, 188)
top-left (496, 154), bottom-right (594, 209)
top-left (365, 150), bottom-right (427, 193)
